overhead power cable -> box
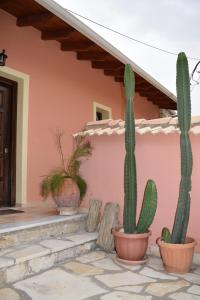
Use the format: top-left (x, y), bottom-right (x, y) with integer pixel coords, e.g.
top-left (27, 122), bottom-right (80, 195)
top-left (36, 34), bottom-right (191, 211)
top-left (65, 8), bottom-right (200, 61)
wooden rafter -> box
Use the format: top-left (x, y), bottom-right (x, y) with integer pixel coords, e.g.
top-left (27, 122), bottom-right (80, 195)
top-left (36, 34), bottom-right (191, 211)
top-left (17, 12), bottom-right (53, 26)
top-left (92, 60), bottom-right (123, 70)
top-left (77, 51), bottom-right (109, 60)
top-left (41, 28), bottom-right (75, 40)
top-left (61, 40), bottom-right (94, 51)
top-left (104, 69), bottom-right (124, 77)
top-left (114, 77), bottom-right (123, 82)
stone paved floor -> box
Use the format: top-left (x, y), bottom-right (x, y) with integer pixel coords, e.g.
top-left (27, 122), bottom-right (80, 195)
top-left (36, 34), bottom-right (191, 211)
top-left (1, 250), bottom-right (200, 300)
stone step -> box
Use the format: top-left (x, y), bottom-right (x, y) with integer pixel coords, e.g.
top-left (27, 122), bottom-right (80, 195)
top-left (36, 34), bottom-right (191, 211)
top-left (0, 231), bottom-right (98, 286)
top-left (0, 213), bottom-right (87, 249)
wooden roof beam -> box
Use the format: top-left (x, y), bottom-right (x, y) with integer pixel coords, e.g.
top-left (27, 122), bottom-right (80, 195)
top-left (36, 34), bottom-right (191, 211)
top-left (17, 12), bottom-right (53, 27)
top-left (104, 69), bottom-right (124, 77)
top-left (114, 77), bottom-right (123, 82)
top-left (77, 51), bottom-right (109, 60)
top-left (149, 98), bottom-right (176, 109)
top-left (0, 0), bottom-right (12, 6)
top-left (158, 103), bottom-right (177, 109)
top-left (41, 28), bottom-right (75, 40)
top-left (61, 40), bottom-right (94, 51)
top-left (136, 88), bottom-right (162, 95)
top-left (92, 61), bottom-right (124, 70)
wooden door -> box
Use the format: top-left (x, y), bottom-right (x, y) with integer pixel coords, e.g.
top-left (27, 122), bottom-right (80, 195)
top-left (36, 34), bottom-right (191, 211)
top-left (0, 77), bottom-right (17, 207)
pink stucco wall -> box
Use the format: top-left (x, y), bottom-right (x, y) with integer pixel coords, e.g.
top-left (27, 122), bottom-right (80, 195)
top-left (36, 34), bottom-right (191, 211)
top-left (0, 9), bottom-right (159, 202)
top-left (81, 134), bottom-right (200, 251)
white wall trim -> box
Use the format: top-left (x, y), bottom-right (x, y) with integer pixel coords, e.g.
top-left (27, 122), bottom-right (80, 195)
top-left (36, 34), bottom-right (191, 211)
top-left (0, 66), bottom-right (29, 206)
top-left (93, 101), bottom-right (112, 121)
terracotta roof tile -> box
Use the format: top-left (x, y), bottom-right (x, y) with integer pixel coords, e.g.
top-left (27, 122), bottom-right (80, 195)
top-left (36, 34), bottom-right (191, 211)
top-left (191, 116), bottom-right (200, 124)
top-left (74, 116), bottom-right (200, 137)
top-left (142, 117), bottom-right (172, 125)
top-left (169, 117), bottom-right (178, 125)
top-left (191, 125), bottom-right (200, 135)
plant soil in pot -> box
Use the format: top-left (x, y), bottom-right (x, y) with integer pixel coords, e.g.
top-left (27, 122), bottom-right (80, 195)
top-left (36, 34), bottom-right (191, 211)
top-left (158, 53), bottom-right (197, 273)
top-left (112, 65), bottom-right (158, 264)
top-left (157, 237), bottom-right (196, 273)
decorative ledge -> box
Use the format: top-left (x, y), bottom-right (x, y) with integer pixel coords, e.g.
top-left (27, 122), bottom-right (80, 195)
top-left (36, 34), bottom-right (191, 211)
top-left (74, 116), bottom-right (200, 137)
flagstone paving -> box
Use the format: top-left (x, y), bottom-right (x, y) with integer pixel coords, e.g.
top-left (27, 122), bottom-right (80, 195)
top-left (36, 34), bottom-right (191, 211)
top-left (1, 250), bottom-right (200, 299)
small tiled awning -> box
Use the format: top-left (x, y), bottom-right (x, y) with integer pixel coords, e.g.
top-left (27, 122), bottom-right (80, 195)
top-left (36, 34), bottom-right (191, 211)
top-left (74, 116), bottom-right (200, 137)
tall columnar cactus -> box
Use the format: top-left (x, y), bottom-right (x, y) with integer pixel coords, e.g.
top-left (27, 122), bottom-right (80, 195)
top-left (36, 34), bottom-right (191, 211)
top-left (123, 64), bottom-right (157, 234)
top-left (162, 52), bottom-right (193, 244)
top-left (123, 64), bottom-right (137, 233)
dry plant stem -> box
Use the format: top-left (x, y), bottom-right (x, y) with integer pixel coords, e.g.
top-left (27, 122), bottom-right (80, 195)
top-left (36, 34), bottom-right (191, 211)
top-left (54, 130), bottom-right (66, 171)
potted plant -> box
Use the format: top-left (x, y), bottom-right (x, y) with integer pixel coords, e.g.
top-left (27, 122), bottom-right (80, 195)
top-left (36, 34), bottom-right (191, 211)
top-left (157, 52), bottom-right (197, 273)
top-left (112, 64), bottom-right (158, 263)
top-left (40, 131), bottom-right (92, 215)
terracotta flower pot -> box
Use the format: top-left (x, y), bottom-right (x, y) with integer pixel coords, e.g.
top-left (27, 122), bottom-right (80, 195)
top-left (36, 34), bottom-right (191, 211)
top-left (53, 178), bottom-right (80, 215)
top-left (112, 227), bottom-right (151, 262)
top-left (157, 237), bottom-right (197, 273)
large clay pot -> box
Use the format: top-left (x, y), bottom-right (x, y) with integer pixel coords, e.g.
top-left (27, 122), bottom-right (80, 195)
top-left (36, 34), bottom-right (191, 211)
top-left (112, 227), bottom-right (151, 263)
top-left (53, 178), bottom-right (80, 215)
top-left (157, 237), bottom-right (196, 273)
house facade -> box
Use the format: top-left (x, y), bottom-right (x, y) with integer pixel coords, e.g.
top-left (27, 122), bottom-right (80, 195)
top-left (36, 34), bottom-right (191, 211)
top-left (0, 0), bottom-right (176, 208)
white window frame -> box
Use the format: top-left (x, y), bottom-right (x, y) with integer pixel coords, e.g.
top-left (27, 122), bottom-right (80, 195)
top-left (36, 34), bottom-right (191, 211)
top-left (93, 101), bottom-right (112, 121)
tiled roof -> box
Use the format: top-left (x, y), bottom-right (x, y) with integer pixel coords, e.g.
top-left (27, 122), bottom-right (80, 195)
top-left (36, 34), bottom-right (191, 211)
top-left (74, 116), bottom-right (200, 137)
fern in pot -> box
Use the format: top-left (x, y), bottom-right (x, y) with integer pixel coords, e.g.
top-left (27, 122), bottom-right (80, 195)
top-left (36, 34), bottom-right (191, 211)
top-left (112, 64), bottom-right (158, 263)
top-left (40, 132), bottom-right (92, 215)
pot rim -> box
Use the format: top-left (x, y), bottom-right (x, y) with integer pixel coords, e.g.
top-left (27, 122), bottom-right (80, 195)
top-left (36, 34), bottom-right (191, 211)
top-left (157, 237), bottom-right (197, 248)
top-left (112, 227), bottom-right (151, 238)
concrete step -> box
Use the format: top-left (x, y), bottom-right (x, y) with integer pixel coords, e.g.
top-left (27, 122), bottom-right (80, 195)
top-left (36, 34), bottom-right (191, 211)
top-left (0, 231), bottom-right (98, 286)
top-left (0, 213), bottom-right (87, 249)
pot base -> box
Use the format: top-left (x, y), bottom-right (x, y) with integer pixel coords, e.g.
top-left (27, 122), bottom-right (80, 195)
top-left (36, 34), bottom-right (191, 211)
top-left (116, 255), bottom-right (148, 265)
top-left (58, 207), bottom-right (78, 216)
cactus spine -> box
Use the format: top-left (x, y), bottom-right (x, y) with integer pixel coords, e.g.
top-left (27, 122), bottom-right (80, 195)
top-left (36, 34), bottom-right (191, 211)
top-left (171, 52), bottom-right (193, 244)
top-left (123, 64), bottom-right (157, 234)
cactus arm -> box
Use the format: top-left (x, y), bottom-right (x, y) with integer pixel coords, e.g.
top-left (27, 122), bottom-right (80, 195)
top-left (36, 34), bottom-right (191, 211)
top-left (123, 64), bottom-right (137, 233)
top-left (162, 227), bottom-right (171, 243)
top-left (136, 180), bottom-right (157, 233)
top-left (171, 52), bottom-right (193, 244)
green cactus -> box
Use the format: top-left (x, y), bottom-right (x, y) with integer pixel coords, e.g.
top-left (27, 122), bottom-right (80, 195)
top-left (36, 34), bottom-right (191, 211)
top-left (162, 227), bottom-right (171, 243)
top-left (171, 52), bottom-right (193, 244)
top-left (123, 64), bottom-right (157, 234)
top-left (123, 64), bottom-right (137, 233)
top-left (161, 53), bottom-right (193, 244)
top-left (137, 180), bottom-right (158, 233)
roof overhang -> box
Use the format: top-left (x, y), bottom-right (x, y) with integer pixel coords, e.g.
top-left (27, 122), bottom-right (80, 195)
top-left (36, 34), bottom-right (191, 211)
top-left (0, 0), bottom-right (177, 110)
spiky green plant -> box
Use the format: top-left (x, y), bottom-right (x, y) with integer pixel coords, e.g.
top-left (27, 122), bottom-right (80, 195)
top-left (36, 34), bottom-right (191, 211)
top-left (162, 227), bottom-right (171, 243)
top-left (123, 64), bottom-right (157, 234)
top-left (40, 133), bottom-right (92, 201)
top-left (161, 52), bottom-right (193, 244)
